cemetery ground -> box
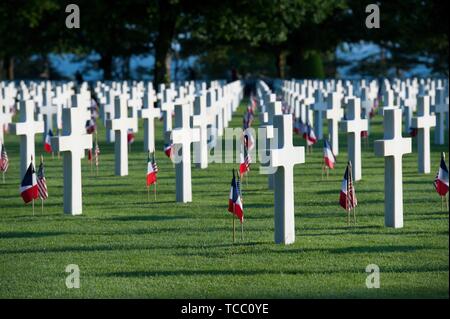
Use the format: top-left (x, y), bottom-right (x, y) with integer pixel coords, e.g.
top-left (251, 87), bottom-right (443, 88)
top-left (0, 100), bottom-right (448, 298)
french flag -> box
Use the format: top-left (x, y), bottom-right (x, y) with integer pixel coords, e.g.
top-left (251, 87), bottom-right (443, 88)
top-left (228, 170), bottom-right (244, 223)
top-left (20, 161), bottom-right (39, 204)
top-left (434, 153), bottom-right (449, 196)
top-left (303, 123), bottom-right (317, 146)
top-left (323, 139), bottom-right (336, 169)
top-left (44, 129), bottom-right (53, 153)
top-left (164, 143), bottom-right (173, 159)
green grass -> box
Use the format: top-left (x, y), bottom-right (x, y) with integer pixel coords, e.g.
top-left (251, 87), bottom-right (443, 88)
top-left (0, 98), bottom-right (448, 298)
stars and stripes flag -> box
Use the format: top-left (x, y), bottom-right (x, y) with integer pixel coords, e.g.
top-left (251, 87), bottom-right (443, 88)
top-left (303, 122), bottom-right (317, 146)
top-left (0, 142), bottom-right (8, 172)
top-left (44, 129), bottom-right (53, 153)
top-left (433, 153), bottom-right (449, 197)
top-left (127, 129), bottom-right (135, 144)
top-left (239, 147), bottom-right (251, 176)
top-left (146, 151), bottom-right (158, 186)
top-left (20, 161), bottom-right (39, 203)
top-left (323, 139), bottom-right (336, 169)
top-left (37, 159), bottom-right (48, 200)
top-left (228, 169), bottom-right (244, 223)
top-left (339, 162), bottom-right (357, 210)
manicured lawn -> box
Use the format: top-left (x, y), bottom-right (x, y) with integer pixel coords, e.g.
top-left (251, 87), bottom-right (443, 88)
top-left (0, 98), bottom-right (448, 298)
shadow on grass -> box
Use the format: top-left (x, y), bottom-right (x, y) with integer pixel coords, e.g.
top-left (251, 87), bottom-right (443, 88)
top-left (104, 263), bottom-right (449, 278)
top-left (102, 215), bottom-right (189, 222)
top-left (0, 231), bottom-right (68, 239)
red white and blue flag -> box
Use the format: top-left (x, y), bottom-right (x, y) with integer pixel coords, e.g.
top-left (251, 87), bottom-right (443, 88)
top-left (323, 139), bottom-right (336, 169)
top-left (20, 161), bottom-right (39, 203)
top-left (85, 118), bottom-right (96, 134)
top-left (146, 152), bottom-right (158, 186)
top-left (0, 142), bottom-right (8, 173)
top-left (339, 163), bottom-right (357, 210)
top-left (37, 159), bottom-right (48, 200)
top-left (239, 147), bottom-right (251, 176)
top-left (243, 128), bottom-right (255, 151)
top-left (164, 143), bottom-right (174, 160)
top-left (127, 129), bottom-right (135, 144)
top-left (44, 129), bottom-right (53, 153)
top-left (303, 122), bottom-right (317, 146)
top-left (228, 169), bottom-right (244, 223)
top-left (434, 153), bottom-right (449, 196)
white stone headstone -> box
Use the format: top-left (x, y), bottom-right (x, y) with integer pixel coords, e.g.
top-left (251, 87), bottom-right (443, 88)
top-left (51, 107), bottom-right (92, 215)
top-left (312, 89), bottom-right (327, 140)
top-left (138, 91), bottom-right (161, 153)
top-left (411, 95), bottom-right (436, 174)
top-left (433, 89), bottom-right (448, 145)
top-left (106, 96), bottom-right (138, 176)
top-left (268, 114), bottom-right (305, 244)
top-left (374, 107), bottom-right (412, 228)
top-left (341, 97), bottom-right (368, 181)
top-left (326, 92), bottom-right (343, 155)
top-left (192, 93), bottom-right (209, 169)
top-left (9, 100), bottom-right (44, 178)
top-left (171, 103), bottom-right (200, 203)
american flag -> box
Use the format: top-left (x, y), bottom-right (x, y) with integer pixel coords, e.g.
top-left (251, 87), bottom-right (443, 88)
top-left (37, 160), bottom-right (48, 200)
top-left (239, 147), bottom-right (251, 176)
top-left (85, 118), bottom-right (96, 134)
top-left (339, 163), bottom-right (357, 210)
top-left (0, 143), bottom-right (8, 172)
top-left (152, 152), bottom-right (158, 173)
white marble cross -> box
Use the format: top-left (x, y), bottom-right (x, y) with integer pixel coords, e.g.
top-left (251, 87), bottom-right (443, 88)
top-left (161, 88), bottom-right (176, 133)
top-left (312, 89), bottom-right (327, 140)
top-left (268, 114), bottom-right (305, 245)
top-left (433, 88), bottom-right (448, 145)
top-left (192, 93), bottom-right (209, 169)
top-left (411, 95), bottom-right (436, 174)
top-left (374, 107), bottom-right (412, 228)
top-left (326, 92), bottom-right (343, 155)
top-left (51, 107), bottom-right (92, 215)
top-left (341, 97), bottom-right (368, 181)
top-left (39, 91), bottom-right (58, 135)
top-left (266, 97), bottom-right (283, 190)
top-left (138, 91), bottom-right (161, 153)
top-left (403, 86), bottom-right (416, 134)
top-left (106, 96), bottom-right (138, 176)
top-left (9, 100), bottom-right (44, 178)
top-left (171, 102), bottom-right (200, 203)
top-left (380, 89), bottom-right (395, 115)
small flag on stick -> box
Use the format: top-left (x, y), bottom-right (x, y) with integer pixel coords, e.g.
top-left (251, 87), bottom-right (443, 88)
top-left (37, 155), bottom-right (48, 214)
top-left (228, 169), bottom-right (244, 242)
top-left (339, 161), bottom-right (357, 225)
top-left (433, 152), bottom-right (449, 211)
top-left (0, 141), bottom-right (8, 183)
top-left (20, 156), bottom-right (39, 215)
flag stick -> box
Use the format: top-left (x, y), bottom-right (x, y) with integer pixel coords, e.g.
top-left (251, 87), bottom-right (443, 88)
top-left (154, 182), bottom-right (157, 200)
top-left (52, 151), bottom-right (54, 159)
top-left (241, 221), bottom-right (243, 241)
top-left (233, 216), bottom-right (236, 243)
top-left (353, 207), bottom-right (356, 224)
top-left (446, 194), bottom-right (449, 211)
top-left (41, 198), bottom-right (44, 214)
top-left (147, 186), bottom-right (149, 201)
top-left (442, 196), bottom-right (444, 212)
top-left (2, 171), bottom-right (4, 184)
top-left (32, 199), bottom-right (35, 216)
top-left (347, 209), bottom-right (350, 226)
